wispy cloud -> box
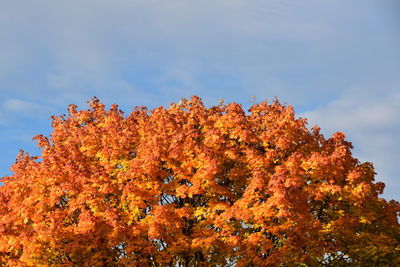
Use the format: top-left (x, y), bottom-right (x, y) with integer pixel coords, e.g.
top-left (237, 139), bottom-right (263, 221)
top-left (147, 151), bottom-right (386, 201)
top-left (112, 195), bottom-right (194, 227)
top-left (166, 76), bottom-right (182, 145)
top-left (1, 99), bottom-right (54, 122)
top-left (1, 0), bottom-right (398, 107)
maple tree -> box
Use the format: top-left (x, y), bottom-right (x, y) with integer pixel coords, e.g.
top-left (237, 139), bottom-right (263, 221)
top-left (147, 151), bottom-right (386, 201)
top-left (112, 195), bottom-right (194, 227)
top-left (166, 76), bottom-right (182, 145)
top-left (0, 96), bottom-right (399, 266)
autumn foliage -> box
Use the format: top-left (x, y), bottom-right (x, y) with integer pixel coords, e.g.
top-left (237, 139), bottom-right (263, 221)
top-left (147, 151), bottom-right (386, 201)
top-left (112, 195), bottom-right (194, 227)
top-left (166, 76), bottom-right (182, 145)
top-left (0, 96), bottom-right (399, 266)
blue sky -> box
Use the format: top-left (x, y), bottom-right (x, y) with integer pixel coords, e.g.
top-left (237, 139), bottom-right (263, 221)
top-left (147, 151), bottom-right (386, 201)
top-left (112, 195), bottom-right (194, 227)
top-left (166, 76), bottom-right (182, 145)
top-left (0, 0), bottom-right (399, 201)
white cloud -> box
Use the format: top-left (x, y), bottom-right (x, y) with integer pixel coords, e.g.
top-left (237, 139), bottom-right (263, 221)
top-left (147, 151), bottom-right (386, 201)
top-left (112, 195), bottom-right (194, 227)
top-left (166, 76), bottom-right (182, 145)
top-left (300, 87), bottom-right (400, 201)
top-left (302, 87), bottom-right (400, 132)
top-left (2, 99), bottom-right (55, 119)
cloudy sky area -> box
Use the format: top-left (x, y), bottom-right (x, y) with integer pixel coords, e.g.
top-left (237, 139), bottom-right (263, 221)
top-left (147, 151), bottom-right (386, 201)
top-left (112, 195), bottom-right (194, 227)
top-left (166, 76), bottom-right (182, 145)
top-left (0, 0), bottom-right (399, 200)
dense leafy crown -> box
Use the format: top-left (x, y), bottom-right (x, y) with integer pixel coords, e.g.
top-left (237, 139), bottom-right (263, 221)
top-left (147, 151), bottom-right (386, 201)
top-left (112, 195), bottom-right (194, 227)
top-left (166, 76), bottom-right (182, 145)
top-left (0, 97), bottom-right (399, 266)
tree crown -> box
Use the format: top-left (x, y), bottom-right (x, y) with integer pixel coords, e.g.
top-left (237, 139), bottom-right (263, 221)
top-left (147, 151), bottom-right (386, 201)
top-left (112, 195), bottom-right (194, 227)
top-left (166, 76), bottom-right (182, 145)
top-left (0, 96), bottom-right (399, 266)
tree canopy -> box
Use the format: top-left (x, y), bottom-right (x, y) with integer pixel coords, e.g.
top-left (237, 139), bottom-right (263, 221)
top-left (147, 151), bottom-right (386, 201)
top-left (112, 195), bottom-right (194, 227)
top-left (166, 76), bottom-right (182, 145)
top-left (0, 96), bottom-right (399, 266)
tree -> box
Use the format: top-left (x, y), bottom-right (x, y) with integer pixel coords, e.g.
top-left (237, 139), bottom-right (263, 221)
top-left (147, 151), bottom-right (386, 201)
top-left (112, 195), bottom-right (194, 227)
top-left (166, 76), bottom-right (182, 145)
top-left (0, 96), bottom-right (399, 266)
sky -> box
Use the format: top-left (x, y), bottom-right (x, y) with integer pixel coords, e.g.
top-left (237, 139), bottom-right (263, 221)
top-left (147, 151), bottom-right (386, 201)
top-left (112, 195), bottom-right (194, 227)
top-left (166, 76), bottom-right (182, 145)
top-left (0, 0), bottom-right (399, 201)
